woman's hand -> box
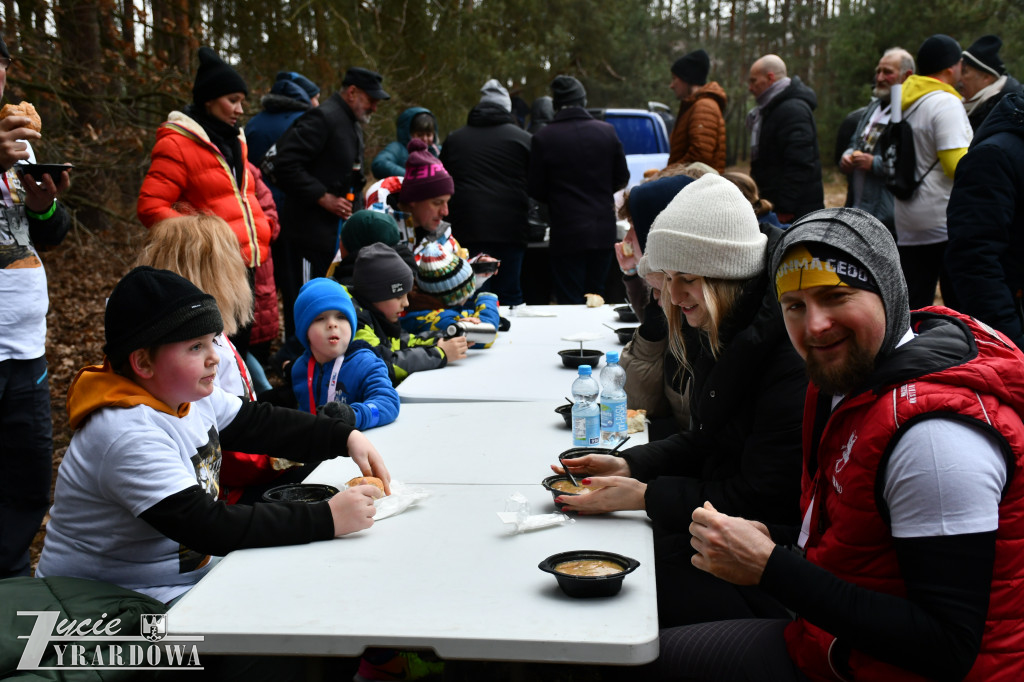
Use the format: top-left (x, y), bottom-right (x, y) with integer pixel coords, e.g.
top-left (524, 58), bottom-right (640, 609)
top-left (346, 430), bottom-right (391, 495)
top-left (550, 453), bottom-right (631, 479)
top-left (555, 476), bottom-right (646, 514)
top-left (689, 501), bottom-right (776, 586)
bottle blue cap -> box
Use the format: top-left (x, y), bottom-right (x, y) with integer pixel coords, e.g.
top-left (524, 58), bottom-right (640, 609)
top-left (606, 351), bottom-right (619, 363)
top-left (578, 365), bottom-right (592, 376)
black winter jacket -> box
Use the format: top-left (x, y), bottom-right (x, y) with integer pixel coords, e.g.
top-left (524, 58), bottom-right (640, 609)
top-left (261, 92), bottom-right (365, 259)
top-left (946, 92), bottom-right (1024, 349)
top-left (750, 77), bottom-right (825, 220)
top-left (621, 226), bottom-right (807, 534)
top-left (528, 107), bottom-right (629, 252)
top-left (440, 102), bottom-right (532, 246)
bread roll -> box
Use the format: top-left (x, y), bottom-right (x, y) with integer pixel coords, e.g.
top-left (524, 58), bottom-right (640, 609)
top-left (346, 476), bottom-right (387, 495)
top-left (0, 102), bottom-right (41, 133)
top-left (584, 293), bottom-right (604, 308)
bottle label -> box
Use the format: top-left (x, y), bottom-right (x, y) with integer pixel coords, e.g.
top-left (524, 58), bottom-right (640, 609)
top-left (574, 414), bottom-right (600, 446)
top-left (601, 398), bottom-right (628, 431)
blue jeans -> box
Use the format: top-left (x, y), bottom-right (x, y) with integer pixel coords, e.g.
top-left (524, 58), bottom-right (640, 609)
top-left (0, 356), bottom-right (52, 578)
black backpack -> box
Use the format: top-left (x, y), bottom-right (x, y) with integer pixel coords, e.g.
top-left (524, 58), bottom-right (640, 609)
top-left (878, 98), bottom-right (940, 201)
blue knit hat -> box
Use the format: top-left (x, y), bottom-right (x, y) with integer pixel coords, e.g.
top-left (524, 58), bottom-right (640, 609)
top-left (276, 71), bottom-right (320, 98)
top-left (294, 278), bottom-right (358, 350)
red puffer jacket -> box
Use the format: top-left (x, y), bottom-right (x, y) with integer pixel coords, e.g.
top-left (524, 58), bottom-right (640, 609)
top-left (137, 111), bottom-right (271, 268)
top-left (247, 163), bottom-right (280, 346)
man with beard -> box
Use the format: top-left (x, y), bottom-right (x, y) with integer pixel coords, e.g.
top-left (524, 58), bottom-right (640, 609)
top-left (652, 207), bottom-right (1024, 681)
top-left (839, 48), bottom-right (914, 236)
top-left (262, 67), bottom-right (389, 341)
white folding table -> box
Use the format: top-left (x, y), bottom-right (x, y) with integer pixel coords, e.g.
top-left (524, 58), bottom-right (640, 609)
top-left (166, 484), bottom-right (658, 665)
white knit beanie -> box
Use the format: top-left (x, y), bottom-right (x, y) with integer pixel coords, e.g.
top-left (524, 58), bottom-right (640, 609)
top-left (479, 78), bottom-right (512, 113)
top-left (646, 174), bottom-right (766, 279)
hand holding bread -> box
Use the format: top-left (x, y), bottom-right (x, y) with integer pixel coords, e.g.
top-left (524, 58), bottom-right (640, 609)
top-left (345, 430), bottom-right (391, 495)
top-left (328, 486), bottom-right (378, 536)
top-left (0, 101), bottom-right (41, 169)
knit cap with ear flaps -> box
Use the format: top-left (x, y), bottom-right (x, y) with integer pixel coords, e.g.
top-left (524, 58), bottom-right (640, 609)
top-left (645, 174), bottom-right (766, 280)
top-left (415, 242), bottom-right (476, 306)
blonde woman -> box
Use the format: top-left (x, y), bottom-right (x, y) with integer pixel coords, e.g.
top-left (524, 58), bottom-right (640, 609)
top-left (555, 175), bottom-right (807, 626)
top-left (137, 214), bottom-right (299, 503)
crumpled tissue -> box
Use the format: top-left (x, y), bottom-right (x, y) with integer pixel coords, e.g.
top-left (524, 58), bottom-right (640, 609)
top-left (496, 492), bottom-right (574, 534)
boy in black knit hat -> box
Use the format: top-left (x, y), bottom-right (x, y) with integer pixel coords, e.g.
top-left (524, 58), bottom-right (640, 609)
top-left (349, 243), bottom-right (468, 385)
top-left (37, 266), bottom-right (390, 602)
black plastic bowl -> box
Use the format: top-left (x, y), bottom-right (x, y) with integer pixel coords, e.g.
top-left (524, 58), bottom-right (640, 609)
top-left (538, 550), bottom-right (640, 598)
top-left (261, 483), bottom-right (339, 504)
top-left (558, 348), bottom-right (603, 369)
top-left (542, 474), bottom-right (590, 505)
top-left (614, 326), bottom-right (635, 344)
top-left (555, 403), bottom-right (572, 428)
top-left (614, 305), bottom-right (638, 323)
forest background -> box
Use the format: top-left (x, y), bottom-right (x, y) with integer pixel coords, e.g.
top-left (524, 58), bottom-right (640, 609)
top-left (2, 0), bottom-right (1024, 233)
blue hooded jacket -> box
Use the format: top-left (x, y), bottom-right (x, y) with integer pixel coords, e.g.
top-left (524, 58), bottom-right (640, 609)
top-left (371, 107), bottom-right (440, 179)
top-left (290, 278), bottom-right (399, 429)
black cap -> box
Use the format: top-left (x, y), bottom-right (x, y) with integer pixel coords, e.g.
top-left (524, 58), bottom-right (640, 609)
top-left (104, 266), bottom-right (223, 366)
top-left (353, 243), bottom-right (414, 303)
top-left (916, 34), bottom-right (962, 76)
top-left (192, 46), bottom-right (248, 106)
top-left (0, 34), bottom-right (9, 61)
top-left (963, 35), bottom-right (1005, 77)
top-left (671, 49), bottom-right (710, 86)
top-left (551, 75), bottom-right (586, 109)
top-left (342, 67), bottom-right (390, 100)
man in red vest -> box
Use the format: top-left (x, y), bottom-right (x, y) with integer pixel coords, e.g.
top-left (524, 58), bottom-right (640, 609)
top-left (655, 207), bottom-right (1024, 681)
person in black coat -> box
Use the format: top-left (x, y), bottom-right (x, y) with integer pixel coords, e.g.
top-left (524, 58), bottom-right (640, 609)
top-left (440, 83), bottom-right (532, 306)
top-left (555, 175), bottom-right (806, 627)
top-left (946, 92), bottom-right (1024, 349)
top-left (261, 67), bottom-right (390, 339)
top-left (960, 34), bottom-right (1024, 132)
top-left (528, 76), bottom-right (629, 303)
top-left (747, 55), bottom-right (825, 222)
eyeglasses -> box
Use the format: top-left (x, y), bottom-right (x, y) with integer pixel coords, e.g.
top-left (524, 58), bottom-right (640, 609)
top-left (0, 58), bottom-right (12, 71)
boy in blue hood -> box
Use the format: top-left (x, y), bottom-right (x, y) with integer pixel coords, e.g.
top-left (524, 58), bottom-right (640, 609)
top-left (291, 278), bottom-right (399, 429)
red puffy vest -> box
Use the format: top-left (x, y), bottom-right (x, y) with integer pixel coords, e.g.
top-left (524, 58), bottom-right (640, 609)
top-left (785, 309), bottom-right (1024, 681)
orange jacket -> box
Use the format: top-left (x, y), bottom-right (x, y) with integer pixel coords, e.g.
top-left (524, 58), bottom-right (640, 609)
top-left (667, 81), bottom-right (727, 172)
top-left (137, 111), bottom-right (271, 268)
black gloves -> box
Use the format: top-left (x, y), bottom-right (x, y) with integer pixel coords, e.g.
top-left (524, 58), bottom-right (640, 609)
top-left (316, 401), bottom-right (356, 426)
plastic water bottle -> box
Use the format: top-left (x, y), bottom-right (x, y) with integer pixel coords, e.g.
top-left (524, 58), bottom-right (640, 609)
top-left (600, 351), bottom-right (628, 445)
top-left (571, 365), bottom-right (601, 447)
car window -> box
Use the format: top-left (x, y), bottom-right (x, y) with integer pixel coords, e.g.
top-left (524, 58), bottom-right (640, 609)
top-left (606, 116), bottom-right (661, 155)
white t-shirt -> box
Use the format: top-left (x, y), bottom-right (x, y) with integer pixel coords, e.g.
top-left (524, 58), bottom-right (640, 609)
top-left (0, 142), bottom-right (49, 361)
top-left (894, 91), bottom-right (973, 245)
top-left (37, 387), bottom-right (243, 603)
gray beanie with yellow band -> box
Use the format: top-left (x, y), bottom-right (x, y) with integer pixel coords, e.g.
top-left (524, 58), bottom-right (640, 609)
top-left (770, 207), bottom-right (910, 360)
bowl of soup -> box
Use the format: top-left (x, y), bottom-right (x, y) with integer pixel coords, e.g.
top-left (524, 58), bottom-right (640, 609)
top-left (555, 403), bottom-right (572, 428)
top-left (614, 305), bottom-right (638, 323)
top-left (538, 550), bottom-right (640, 598)
top-left (542, 474), bottom-right (592, 505)
top-left (558, 348), bottom-right (603, 369)
top-left (261, 483), bottom-right (339, 504)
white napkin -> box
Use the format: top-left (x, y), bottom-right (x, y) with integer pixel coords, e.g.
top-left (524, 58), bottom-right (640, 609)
top-left (497, 492), bottom-right (573, 534)
top-left (374, 481), bottom-right (429, 521)
top-left (511, 305), bottom-right (557, 317)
